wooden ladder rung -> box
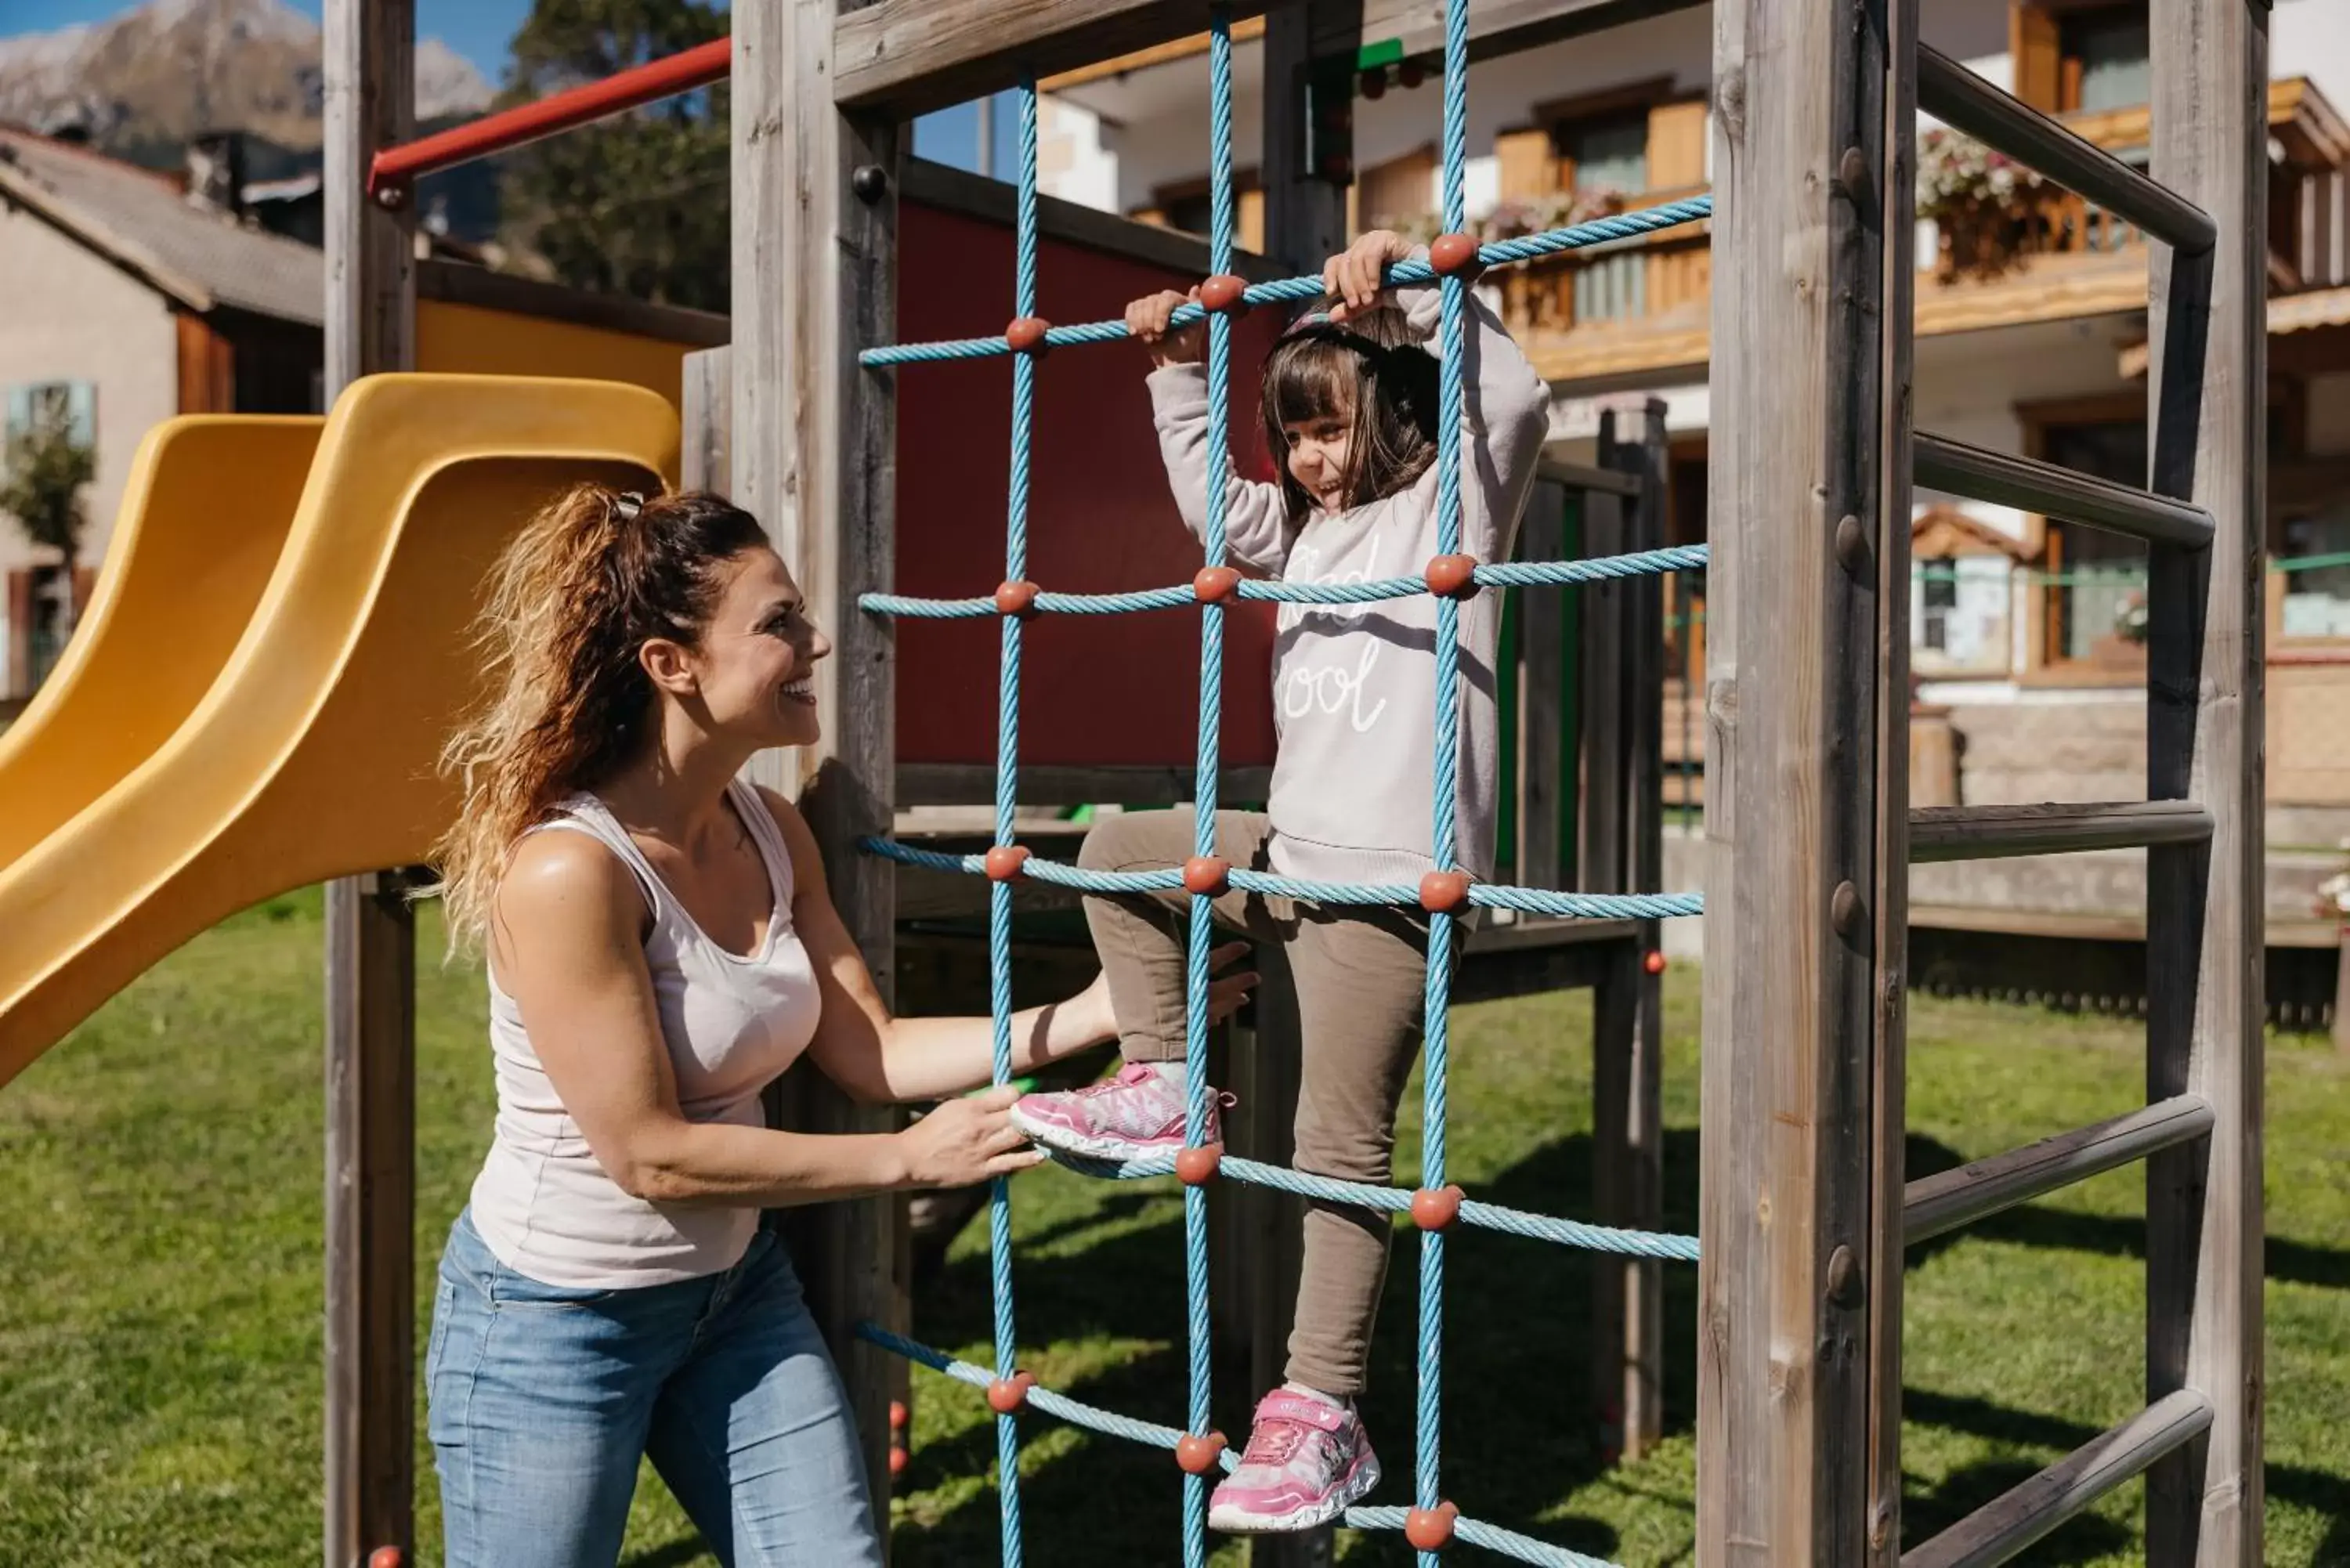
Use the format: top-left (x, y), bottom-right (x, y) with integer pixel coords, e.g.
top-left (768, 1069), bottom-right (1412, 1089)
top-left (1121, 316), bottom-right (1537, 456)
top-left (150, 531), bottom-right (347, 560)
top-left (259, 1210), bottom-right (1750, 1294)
top-left (1904, 1093), bottom-right (2214, 1246)
top-left (1901, 1389), bottom-right (2215, 1568)
top-left (1907, 800), bottom-right (2214, 863)
top-left (1914, 432), bottom-right (2215, 547)
top-left (1916, 45), bottom-right (2215, 254)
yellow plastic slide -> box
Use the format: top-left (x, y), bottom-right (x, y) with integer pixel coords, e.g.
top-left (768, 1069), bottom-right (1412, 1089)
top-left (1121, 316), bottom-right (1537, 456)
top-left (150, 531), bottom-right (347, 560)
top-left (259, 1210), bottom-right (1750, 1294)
top-left (0, 416), bottom-right (321, 870)
top-left (0, 374), bottom-right (678, 1086)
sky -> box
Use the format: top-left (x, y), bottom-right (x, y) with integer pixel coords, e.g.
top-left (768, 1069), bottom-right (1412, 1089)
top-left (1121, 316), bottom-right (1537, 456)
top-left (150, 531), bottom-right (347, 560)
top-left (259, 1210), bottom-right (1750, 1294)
top-left (4, 0), bottom-right (997, 171)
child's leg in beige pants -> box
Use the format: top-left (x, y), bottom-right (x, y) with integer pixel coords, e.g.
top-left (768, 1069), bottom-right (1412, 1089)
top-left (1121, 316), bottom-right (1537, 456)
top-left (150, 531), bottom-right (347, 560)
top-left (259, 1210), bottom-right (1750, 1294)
top-left (1077, 808), bottom-right (1432, 1402)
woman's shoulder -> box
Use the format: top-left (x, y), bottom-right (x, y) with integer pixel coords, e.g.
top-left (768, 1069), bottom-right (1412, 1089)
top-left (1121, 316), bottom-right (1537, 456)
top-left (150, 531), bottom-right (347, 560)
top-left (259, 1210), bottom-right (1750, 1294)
top-left (497, 825), bottom-right (647, 935)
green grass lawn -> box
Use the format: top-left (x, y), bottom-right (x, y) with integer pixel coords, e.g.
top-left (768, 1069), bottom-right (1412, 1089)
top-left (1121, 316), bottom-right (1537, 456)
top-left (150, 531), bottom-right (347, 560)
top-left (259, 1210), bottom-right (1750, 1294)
top-left (3, 890), bottom-right (2347, 1565)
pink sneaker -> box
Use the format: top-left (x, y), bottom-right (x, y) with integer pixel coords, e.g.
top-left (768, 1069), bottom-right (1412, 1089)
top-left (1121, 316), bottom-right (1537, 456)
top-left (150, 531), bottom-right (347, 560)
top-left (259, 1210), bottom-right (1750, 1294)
top-left (1007, 1062), bottom-right (1220, 1162)
top-left (1207, 1389), bottom-right (1382, 1534)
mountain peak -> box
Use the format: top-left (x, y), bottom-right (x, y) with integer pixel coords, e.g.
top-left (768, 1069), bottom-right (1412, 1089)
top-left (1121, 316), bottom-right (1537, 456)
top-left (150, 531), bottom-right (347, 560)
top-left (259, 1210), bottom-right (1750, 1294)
top-left (0, 0), bottom-right (494, 154)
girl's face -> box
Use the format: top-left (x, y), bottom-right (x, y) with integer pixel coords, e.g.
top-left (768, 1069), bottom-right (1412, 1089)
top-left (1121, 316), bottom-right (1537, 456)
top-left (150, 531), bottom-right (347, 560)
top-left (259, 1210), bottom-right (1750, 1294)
top-left (1282, 396), bottom-right (1356, 515)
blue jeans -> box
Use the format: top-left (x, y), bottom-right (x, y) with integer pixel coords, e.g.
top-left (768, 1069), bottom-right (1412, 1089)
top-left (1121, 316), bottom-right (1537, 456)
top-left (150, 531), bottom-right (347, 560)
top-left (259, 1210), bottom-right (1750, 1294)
top-left (427, 1209), bottom-right (883, 1568)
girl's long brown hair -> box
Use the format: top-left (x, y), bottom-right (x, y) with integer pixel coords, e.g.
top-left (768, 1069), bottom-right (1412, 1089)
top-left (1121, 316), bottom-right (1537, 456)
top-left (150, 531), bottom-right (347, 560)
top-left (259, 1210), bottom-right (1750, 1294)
top-left (426, 482), bottom-right (766, 951)
top-left (1259, 302), bottom-right (1441, 521)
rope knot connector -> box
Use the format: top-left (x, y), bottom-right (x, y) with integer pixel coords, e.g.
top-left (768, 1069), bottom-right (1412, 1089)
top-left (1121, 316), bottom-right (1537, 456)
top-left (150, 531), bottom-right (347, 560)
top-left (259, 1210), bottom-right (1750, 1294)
top-left (1175, 1143), bottom-right (1224, 1186)
top-left (1405, 1501), bottom-right (1460, 1550)
top-left (1198, 274), bottom-right (1249, 313)
top-left (986, 1371), bottom-right (1037, 1414)
top-left (984, 845), bottom-right (1031, 883)
top-left (994, 580), bottom-right (1041, 620)
top-left (1423, 554), bottom-right (1480, 599)
top-left (1182, 856), bottom-right (1231, 897)
top-left (1429, 233), bottom-right (1484, 279)
top-left (1175, 1430), bottom-right (1227, 1474)
top-left (1004, 316), bottom-right (1052, 355)
top-left (1419, 869), bottom-right (1473, 915)
top-left (1411, 1184), bottom-right (1465, 1231)
top-left (1193, 565), bottom-right (1242, 605)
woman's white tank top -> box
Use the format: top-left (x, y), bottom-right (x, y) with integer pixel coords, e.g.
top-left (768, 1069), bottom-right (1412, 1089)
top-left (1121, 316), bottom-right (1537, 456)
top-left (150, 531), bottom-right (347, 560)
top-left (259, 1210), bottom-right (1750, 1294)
top-left (468, 777), bottom-right (822, 1288)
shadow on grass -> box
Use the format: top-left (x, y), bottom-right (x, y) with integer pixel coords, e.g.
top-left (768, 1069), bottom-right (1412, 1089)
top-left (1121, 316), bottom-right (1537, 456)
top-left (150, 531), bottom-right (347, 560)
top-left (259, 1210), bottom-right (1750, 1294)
top-left (894, 1128), bottom-right (1706, 1565)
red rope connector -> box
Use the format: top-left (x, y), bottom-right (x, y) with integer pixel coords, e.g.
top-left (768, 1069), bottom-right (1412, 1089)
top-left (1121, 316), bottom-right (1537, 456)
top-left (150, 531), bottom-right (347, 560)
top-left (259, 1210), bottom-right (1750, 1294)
top-left (1405, 1501), bottom-right (1460, 1549)
top-left (888, 1444), bottom-right (910, 1478)
top-left (1005, 316), bottom-right (1053, 355)
top-left (1428, 233), bottom-right (1484, 280)
top-left (986, 1371), bottom-right (1037, 1414)
top-left (1183, 855), bottom-right (1231, 897)
top-left (994, 579), bottom-right (1041, 619)
top-left (889, 1400), bottom-right (909, 1431)
top-left (1194, 565), bottom-right (1242, 605)
top-left (1644, 949), bottom-right (1668, 976)
top-left (367, 1551), bottom-right (405, 1568)
top-left (1419, 869), bottom-right (1473, 915)
top-left (1423, 553), bottom-right (1479, 600)
top-left (1176, 1430), bottom-right (1227, 1474)
top-left (1198, 274), bottom-right (1249, 314)
top-left (985, 845), bottom-right (1031, 883)
top-left (1175, 1143), bottom-right (1224, 1186)
top-left (1410, 1184), bottom-right (1465, 1231)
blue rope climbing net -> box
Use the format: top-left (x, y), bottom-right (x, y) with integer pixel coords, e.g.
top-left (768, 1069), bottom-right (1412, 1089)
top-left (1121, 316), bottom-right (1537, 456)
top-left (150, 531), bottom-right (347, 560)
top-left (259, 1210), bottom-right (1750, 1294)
top-left (850, 5), bottom-right (1711, 1561)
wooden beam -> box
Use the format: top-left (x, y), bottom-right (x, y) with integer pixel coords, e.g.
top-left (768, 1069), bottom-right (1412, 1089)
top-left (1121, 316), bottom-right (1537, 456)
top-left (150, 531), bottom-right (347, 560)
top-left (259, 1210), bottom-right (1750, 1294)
top-left (2143, 0), bottom-right (2267, 1562)
top-left (1697, 0), bottom-right (1889, 1557)
top-left (1904, 1392), bottom-right (2215, 1568)
top-left (1318, 0), bottom-right (1707, 70)
top-left (1904, 1094), bottom-right (2216, 1247)
top-left (901, 157), bottom-right (1287, 280)
top-left (835, 0), bottom-right (1296, 119)
top-left (736, 1), bottom-right (909, 1545)
top-left (321, 2), bottom-right (414, 1565)
top-left (1907, 800), bottom-right (2215, 862)
top-left (681, 345), bottom-right (732, 494)
top-left (1039, 14), bottom-right (1268, 90)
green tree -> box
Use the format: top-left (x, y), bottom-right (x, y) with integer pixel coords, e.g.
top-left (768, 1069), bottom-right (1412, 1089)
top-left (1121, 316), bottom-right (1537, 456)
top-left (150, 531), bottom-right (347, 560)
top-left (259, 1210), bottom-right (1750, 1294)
top-left (0, 399), bottom-right (97, 631)
top-left (495, 0), bottom-right (731, 313)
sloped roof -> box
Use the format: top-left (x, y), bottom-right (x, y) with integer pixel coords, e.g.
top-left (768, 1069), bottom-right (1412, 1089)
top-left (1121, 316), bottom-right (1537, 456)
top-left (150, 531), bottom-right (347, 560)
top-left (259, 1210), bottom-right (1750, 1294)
top-left (0, 125), bottom-right (321, 326)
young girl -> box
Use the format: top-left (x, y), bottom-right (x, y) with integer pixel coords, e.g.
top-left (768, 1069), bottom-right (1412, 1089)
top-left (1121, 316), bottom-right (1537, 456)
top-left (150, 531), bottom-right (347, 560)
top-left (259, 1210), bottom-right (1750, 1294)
top-left (1010, 229), bottom-right (1553, 1533)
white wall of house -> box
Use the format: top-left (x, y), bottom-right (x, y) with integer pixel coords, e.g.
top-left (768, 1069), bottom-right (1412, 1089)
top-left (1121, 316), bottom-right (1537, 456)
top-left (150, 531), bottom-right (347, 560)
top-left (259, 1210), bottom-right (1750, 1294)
top-left (0, 204), bottom-right (177, 577)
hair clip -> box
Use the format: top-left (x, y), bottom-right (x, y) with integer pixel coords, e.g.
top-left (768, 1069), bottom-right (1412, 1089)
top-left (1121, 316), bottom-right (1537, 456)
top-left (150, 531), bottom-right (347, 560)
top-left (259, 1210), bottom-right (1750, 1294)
top-left (613, 491), bottom-right (645, 521)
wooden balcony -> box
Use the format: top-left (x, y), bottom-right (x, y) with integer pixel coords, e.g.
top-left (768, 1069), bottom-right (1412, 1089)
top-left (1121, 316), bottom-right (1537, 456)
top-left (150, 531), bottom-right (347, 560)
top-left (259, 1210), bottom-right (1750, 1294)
top-left (1503, 74), bottom-right (2348, 388)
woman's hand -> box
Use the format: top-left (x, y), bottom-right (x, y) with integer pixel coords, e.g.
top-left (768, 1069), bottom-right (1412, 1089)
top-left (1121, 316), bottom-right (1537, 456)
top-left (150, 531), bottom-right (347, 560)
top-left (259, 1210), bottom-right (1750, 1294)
top-left (1062, 941), bottom-right (1258, 1045)
top-left (898, 1084), bottom-right (1044, 1188)
top-left (1126, 287), bottom-right (1206, 367)
top-left (1322, 229), bottom-right (1415, 321)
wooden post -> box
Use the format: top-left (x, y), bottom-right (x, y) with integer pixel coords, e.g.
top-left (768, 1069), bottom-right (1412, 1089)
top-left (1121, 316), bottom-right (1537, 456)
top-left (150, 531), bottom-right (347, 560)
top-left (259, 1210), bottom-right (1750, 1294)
top-left (1596, 401), bottom-right (1670, 1465)
top-left (1519, 494), bottom-right (1570, 892)
top-left (681, 345), bottom-right (732, 493)
top-left (322, 4), bottom-right (415, 1566)
top-left (1699, 0), bottom-right (1891, 1557)
top-left (736, 0), bottom-right (908, 1545)
top-left (1866, 5), bottom-right (1918, 1556)
top-left (2144, 0), bottom-right (2266, 1560)
top-left (1242, 12), bottom-right (1354, 1563)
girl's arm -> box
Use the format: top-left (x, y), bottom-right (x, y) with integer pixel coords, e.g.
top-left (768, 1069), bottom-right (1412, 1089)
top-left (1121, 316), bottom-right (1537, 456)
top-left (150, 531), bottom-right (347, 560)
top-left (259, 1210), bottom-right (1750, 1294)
top-left (764, 789), bottom-right (1256, 1104)
top-left (1129, 287), bottom-right (1296, 574)
top-left (489, 829), bottom-right (1042, 1208)
top-left (1329, 231), bottom-right (1554, 561)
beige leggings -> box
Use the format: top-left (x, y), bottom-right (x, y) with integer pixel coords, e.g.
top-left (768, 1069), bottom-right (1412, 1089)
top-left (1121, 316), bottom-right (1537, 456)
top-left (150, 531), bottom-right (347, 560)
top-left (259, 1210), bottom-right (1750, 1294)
top-left (1077, 807), bottom-right (1441, 1400)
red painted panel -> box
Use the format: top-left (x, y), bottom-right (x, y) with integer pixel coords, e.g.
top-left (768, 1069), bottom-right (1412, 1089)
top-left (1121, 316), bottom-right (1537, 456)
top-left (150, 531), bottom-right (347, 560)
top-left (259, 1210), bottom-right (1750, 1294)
top-left (893, 200), bottom-right (1287, 772)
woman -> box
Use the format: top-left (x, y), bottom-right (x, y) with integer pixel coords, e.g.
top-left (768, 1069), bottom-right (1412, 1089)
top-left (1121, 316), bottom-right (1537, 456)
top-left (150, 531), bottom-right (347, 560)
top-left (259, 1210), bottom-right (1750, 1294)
top-left (423, 485), bottom-right (1252, 1567)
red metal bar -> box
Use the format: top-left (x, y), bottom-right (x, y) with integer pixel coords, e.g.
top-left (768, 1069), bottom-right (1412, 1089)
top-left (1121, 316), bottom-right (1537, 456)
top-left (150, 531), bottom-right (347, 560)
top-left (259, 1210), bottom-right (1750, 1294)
top-left (367, 36), bottom-right (732, 201)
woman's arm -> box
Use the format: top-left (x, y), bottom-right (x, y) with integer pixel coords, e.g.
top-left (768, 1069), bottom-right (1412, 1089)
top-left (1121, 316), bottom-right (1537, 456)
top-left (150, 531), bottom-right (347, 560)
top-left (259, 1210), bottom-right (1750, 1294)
top-left (491, 829), bottom-right (1041, 1209)
top-left (764, 789), bottom-right (1254, 1105)
top-left (1129, 287), bottom-right (1296, 575)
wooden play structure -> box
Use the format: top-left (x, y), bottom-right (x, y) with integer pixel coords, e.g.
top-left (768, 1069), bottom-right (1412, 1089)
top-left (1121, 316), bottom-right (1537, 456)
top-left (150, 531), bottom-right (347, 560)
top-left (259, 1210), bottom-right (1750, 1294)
top-left (0, 0), bottom-right (2268, 1562)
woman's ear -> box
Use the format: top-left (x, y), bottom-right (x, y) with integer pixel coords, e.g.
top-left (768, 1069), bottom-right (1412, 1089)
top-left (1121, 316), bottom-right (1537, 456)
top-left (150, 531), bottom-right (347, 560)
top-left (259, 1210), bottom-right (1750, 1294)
top-left (638, 635), bottom-right (700, 697)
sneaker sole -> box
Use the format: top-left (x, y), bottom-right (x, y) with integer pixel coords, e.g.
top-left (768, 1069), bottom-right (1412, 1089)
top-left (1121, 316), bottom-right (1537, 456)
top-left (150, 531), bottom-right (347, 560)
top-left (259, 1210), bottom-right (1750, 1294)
top-left (1207, 1453), bottom-right (1382, 1535)
top-left (1007, 1105), bottom-right (1203, 1165)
